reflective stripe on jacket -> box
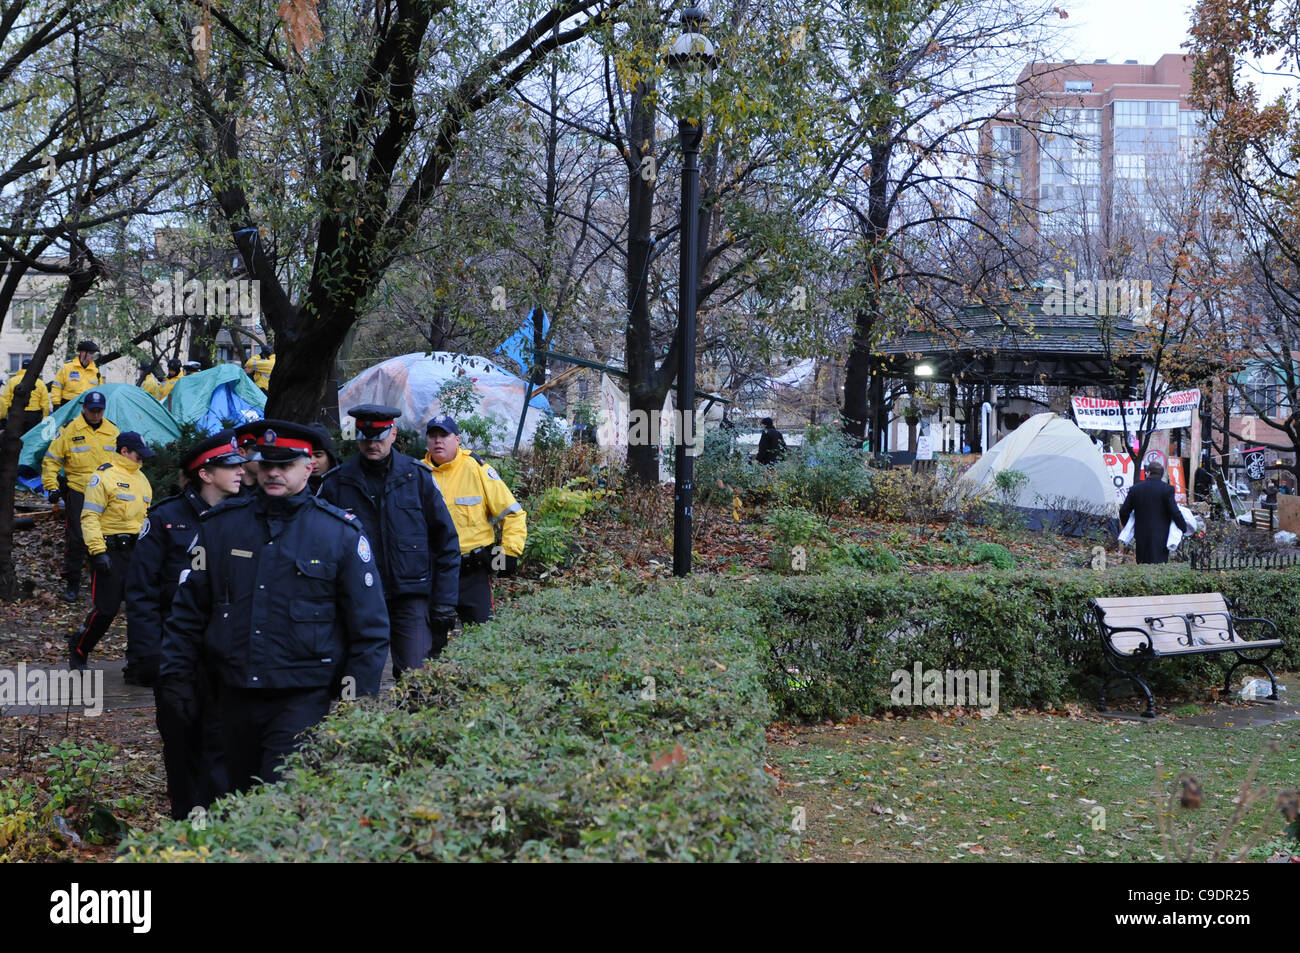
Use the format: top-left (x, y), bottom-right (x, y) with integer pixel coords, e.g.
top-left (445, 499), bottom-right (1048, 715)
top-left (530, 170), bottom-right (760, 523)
top-left (426, 448), bottom-right (527, 557)
top-left (41, 415), bottom-right (121, 493)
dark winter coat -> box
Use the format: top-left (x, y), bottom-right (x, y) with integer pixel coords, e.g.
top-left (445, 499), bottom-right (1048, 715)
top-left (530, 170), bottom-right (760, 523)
top-left (1120, 476), bottom-right (1189, 564)
top-left (159, 489), bottom-right (390, 694)
top-left (317, 451), bottom-right (460, 608)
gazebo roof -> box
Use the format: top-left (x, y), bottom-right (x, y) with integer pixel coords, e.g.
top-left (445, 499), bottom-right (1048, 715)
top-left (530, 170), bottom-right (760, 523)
top-left (873, 288), bottom-right (1145, 387)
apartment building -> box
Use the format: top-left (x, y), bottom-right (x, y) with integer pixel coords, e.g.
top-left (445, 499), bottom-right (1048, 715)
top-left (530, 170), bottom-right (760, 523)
top-left (985, 54), bottom-right (1205, 238)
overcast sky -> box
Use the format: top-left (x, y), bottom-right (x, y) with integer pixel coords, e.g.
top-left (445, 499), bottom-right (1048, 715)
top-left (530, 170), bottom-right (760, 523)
top-left (1061, 0), bottom-right (1196, 64)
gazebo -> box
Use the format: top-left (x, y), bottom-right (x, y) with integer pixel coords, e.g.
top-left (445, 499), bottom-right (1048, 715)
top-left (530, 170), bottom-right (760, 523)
top-left (868, 287), bottom-right (1146, 453)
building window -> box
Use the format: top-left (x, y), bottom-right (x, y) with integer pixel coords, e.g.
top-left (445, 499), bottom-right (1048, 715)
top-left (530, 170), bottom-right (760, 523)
top-left (1064, 80), bottom-right (1093, 92)
top-left (9, 353), bottom-right (33, 373)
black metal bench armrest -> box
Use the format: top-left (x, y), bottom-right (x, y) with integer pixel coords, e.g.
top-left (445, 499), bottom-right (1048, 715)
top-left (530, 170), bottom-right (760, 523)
top-left (1231, 615), bottom-right (1280, 639)
top-left (1100, 624), bottom-right (1155, 654)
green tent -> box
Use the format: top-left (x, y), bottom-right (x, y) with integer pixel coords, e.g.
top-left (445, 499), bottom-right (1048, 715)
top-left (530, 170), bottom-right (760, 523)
top-left (165, 364), bottom-right (266, 433)
top-left (19, 383), bottom-right (182, 483)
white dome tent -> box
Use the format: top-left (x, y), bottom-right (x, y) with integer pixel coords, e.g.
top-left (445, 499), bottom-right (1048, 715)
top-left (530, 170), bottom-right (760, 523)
top-left (338, 352), bottom-right (552, 451)
top-left (961, 413), bottom-right (1119, 530)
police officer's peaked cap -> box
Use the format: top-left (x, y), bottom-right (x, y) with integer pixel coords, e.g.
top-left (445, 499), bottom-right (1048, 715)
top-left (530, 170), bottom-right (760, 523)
top-left (426, 414), bottom-right (459, 436)
top-left (82, 391), bottom-right (107, 410)
top-left (238, 419), bottom-right (321, 462)
top-left (260, 345), bottom-right (274, 357)
top-left (348, 404), bottom-right (402, 438)
top-left (183, 430), bottom-right (245, 472)
top-left (183, 360), bottom-right (201, 370)
top-left (76, 340), bottom-right (99, 353)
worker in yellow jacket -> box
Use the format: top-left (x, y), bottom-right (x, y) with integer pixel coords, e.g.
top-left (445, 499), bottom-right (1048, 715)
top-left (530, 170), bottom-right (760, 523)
top-left (0, 359), bottom-right (52, 434)
top-left (157, 358), bottom-right (184, 402)
top-left (42, 390), bottom-right (120, 601)
top-left (243, 345), bottom-right (275, 392)
top-left (138, 361), bottom-right (164, 400)
top-left (424, 414), bottom-right (526, 624)
top-left (69, 431), bottom-right (154, 669)
top-left (51, 340), bottom-right (102, 409)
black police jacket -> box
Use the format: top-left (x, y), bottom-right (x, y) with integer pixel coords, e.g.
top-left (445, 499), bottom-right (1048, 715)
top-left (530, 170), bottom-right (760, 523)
top-left (124, 486), bottom-right (207, 668)
top-left (318, 451), bottom-right (460, 607)
top-left (159, 488), bottom-right (390, 695)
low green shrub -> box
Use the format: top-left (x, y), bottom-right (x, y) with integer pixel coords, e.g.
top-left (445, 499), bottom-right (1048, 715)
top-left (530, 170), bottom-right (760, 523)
top-left (121, 581), bottom-right (781, 862)
top-left (750, 567), bottom-right (1300, 722)
top-left (966, 541), bottom-right (1015, 569)
top-left (522, 480), bottom-right (605, 570)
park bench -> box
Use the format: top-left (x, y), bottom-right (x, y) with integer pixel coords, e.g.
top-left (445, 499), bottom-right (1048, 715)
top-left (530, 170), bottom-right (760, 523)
top-left (1089, 593), bottom-right (1283, 718)
top-left (1249, 508), bottom-right (1275, 533)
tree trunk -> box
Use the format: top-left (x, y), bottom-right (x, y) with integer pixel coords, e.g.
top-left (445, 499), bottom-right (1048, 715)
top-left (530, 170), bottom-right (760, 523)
top-left (624, 74), bottom-right (672, 485)
top-left (842, 142), bottom-right (892, 447)
top-left (0, 262), bottom-right (98, 601)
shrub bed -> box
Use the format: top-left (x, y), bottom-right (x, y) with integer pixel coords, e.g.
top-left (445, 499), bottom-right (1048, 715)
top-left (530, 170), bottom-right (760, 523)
top-left (121, 582), bottom-right (780, 862)
top-left (751, 567), bottom-right (1300, 721)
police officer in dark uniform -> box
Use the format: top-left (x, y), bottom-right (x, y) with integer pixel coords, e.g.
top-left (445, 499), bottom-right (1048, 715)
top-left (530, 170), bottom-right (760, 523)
top-left (158, 420), bottom-right (390, 795)
top-left (319, 406), bottom-right (460, 679)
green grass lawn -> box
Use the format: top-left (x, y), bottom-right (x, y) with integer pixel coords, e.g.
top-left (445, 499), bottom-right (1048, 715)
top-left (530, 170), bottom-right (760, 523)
top-left (770, 712), bottom-right (1300, 862)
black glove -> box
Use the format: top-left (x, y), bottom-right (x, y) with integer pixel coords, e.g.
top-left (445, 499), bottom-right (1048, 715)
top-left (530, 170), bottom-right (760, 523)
top-left (497, 554), bottom-right (519, 577)
top-left (91, 552), bottom-right (112, 575)
top-left (430, 605), bottom-right (457, 638)
top-left (46, 488), bottom-right (61, 506)
top-left (155, 680), bottom-right (197, 729)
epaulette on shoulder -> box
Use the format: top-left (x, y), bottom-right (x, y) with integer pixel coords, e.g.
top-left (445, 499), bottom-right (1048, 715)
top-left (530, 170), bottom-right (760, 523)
top-left (199, 495), bottom-right (254, 521)
top-left (96, 461), bottom-right (113, 470)
top-left (149, 493), bottom-right (184, 513)
top-left (312, 496), bottom-right (363, 529)
top-left (469, 451), bottom-right (485, 466)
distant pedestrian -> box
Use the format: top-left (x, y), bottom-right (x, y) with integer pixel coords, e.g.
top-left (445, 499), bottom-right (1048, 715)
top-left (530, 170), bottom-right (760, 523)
top-left (1119, 461), bottom-right (1189, 565)
top-left (756, 417), bottom-right (787, 465)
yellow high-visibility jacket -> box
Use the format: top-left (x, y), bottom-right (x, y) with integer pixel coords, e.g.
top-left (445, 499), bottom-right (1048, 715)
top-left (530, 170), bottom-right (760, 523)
top-left (42, 415), bottom-right (120, 494)
top-left (51, 358), bottom-right (101, 407)
top-left (0, 374), bottom-right (52, 418)
top-left (157, 373), bottom-right (183, 401)
top-left (140, 376), bottom-right (164, 400)
top-left (81, 454), bottom-right (152, 556)
top-left (244, 355), bottom-right (275, 390)
top-left (425, 448), bottom-right (527, 557)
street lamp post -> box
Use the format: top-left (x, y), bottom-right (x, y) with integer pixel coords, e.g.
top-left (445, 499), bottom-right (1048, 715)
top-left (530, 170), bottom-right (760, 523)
top-left (669, 6), bottom-right (716, 578)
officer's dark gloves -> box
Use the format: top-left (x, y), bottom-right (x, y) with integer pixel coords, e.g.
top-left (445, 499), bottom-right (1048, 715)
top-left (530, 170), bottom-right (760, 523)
top-left (497, 554), bottom-right (519, 576)
top-left (430, 604), bottom-right (457, 638)
top-left (91, 552), bottom-right (112, 575)
top-left (156, 680), bottom-right (197, 727)
top-left (47, 488), bottom-right (61, 506)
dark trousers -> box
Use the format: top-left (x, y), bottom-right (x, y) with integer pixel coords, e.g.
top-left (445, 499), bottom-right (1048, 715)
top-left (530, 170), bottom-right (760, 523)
top-left (217, 684), bottom-right (332, 795)
top-left (155, 668), bottom-right (227, 820)
top-left (456, 565), bottom-right (493, 625)
top-left (72, 537), bottom-right (134, 662)
top-left (388, 594), bottom-right (432, 679)
top-left (62, 489), bottom-right (87, 588)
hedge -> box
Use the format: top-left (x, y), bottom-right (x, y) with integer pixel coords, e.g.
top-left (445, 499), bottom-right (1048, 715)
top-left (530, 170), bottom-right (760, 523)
top-left (748, 567), bottom-right (1300, 721)
top-left (121, 581), bottom-right (781, 862)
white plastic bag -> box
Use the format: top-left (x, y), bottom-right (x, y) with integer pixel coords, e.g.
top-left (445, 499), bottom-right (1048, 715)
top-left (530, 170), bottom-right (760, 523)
top-left (1118, 514), bottom-right (1135, 546)
top-left (1167, 505), bottom-right (1198, 552)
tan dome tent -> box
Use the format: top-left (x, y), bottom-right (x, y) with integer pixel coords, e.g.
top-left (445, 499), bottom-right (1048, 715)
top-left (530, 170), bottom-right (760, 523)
top-left (961, 412), bottom-right (1118, 531)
